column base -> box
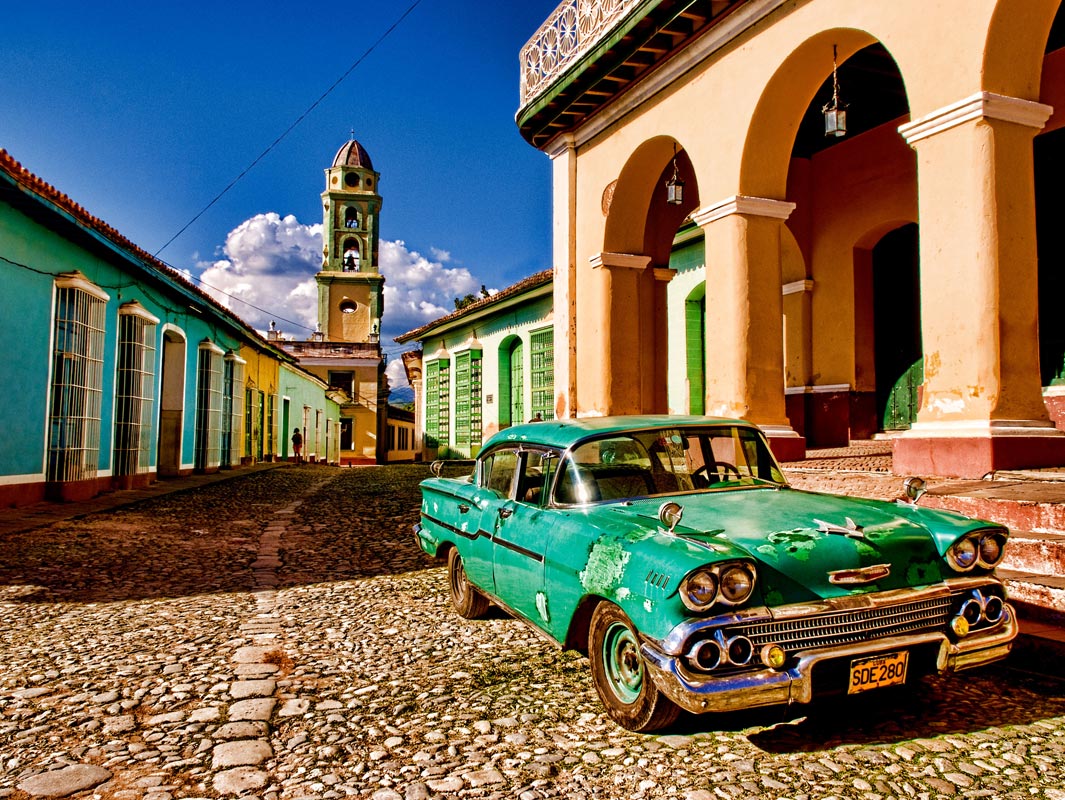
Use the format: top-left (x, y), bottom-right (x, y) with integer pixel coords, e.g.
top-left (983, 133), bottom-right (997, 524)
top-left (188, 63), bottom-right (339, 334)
top-left (760, 424), bottom-right (807, 462)
top-left (892, 421), bottom-right (1065, 478)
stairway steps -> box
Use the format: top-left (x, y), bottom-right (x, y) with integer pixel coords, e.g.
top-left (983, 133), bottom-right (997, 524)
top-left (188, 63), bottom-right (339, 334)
top-left (1000, 529), bottom-right (1065, 576)
top-left (923, 483), bottom-right (1065, 533)
top-left (999, 569), bottom-right (1065, 623)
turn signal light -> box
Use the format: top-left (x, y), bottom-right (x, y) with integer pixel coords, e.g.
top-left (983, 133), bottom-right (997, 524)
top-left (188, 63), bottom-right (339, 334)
top-left (761, 644), bottom-right (786, 669)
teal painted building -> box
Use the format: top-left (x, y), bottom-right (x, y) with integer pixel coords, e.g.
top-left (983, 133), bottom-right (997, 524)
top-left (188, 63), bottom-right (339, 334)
top-left (0, 150), bottom-right (339, 506)
top-left (397, 270), bottom-right (554, 460)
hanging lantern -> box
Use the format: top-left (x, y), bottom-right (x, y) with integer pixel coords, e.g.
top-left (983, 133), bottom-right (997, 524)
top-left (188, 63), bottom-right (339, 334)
top-left (665, 143), bottom-right (685, 205)
top-left (822, 44), bottom-right (847, 138)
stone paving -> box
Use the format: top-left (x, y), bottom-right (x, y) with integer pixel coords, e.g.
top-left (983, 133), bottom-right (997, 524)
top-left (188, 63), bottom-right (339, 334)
top-left (1, 464), bottom-right (1064, 800)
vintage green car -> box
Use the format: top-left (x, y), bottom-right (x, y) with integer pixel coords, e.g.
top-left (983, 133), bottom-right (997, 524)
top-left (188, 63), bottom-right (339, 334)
top-left (414, 416), bottom-right (1017, 732)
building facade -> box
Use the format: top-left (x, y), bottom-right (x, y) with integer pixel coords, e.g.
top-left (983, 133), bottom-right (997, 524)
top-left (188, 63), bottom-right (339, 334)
top-left (0, 150), bottom-right (340, 507)
top-left (518, 0), bottom-right (1065, 478)
top-left (275, 139), bottom-right (388, 464)
top-left (397, 270), bottom-right (554, 460)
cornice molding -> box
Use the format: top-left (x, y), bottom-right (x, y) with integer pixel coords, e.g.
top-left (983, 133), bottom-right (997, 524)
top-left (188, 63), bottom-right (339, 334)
top-left (692, 195), bottom-right (796, 227)
top-left (589, 252), bottom-right (653, 270)
top-left (898, 92), bottom-right (1054, 145)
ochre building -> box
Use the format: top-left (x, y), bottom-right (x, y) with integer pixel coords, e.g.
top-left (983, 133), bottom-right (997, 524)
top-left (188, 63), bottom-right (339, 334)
top-left (518, 0), bottom-right (1065, 478)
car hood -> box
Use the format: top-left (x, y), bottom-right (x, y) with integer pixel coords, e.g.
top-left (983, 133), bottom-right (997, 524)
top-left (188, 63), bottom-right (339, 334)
top-left (619, 487), bottom-right (975, 602)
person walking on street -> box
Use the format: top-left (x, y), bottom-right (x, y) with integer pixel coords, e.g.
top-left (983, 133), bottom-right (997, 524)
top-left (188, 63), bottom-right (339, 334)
top-left (292, 427), bottom-right (303, 464)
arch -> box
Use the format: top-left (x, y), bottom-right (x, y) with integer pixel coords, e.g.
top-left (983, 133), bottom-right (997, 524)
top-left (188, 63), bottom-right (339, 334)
top-left (983, 0), bottom-right (1061, 98)
top-left (344, 206), bottom-right (361, 229)
top-left (741, 29), bottom-right (880, 197)
top-left (603, 135), bottom-right (699, 263)
top-left (157, 325), bottom-right (186, 477)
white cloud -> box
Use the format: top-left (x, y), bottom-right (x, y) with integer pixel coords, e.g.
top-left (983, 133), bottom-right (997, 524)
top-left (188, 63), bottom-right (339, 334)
top-left (385, 358), bottom-right (409, 391)
top-left (380, 239), bottom-right (479, 342)
top-left (197, 212), bottom-right (321, 335)
top-left (195, 214), bottom-right (484, 346)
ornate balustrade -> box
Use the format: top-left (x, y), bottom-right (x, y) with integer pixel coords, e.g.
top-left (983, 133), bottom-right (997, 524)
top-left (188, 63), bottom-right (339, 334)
top-left (519, 0), bottom-right (640, 108)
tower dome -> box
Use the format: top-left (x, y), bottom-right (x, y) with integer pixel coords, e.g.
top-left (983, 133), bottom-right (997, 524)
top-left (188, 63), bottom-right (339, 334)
top-left (332, 139), bottom-right (373, 171)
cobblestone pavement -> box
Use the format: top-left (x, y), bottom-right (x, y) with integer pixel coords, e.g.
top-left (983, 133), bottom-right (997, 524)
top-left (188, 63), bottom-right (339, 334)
top-left (2, 465), bottom-right (1064, 800)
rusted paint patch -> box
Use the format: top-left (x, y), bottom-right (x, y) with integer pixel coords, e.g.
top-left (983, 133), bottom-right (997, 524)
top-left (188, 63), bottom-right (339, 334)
top-left (580, 537), bottom-right (630, 595)
top-left (535, 591), bottom-right (550, 624)
top-left (757, 530), bottom-right (819, 562)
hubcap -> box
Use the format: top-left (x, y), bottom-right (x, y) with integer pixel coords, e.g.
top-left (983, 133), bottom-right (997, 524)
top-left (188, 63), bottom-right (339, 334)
top-left (603, 620), bottom-right (642, 704)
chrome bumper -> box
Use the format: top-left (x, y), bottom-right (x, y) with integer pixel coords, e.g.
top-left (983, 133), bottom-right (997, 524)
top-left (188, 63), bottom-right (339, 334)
top-left (640, 604), bottom-right (1018, 715)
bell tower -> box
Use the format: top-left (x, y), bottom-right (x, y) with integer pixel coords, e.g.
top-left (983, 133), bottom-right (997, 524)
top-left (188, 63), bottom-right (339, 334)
top-left (317, 137), bottom-right (385, 343)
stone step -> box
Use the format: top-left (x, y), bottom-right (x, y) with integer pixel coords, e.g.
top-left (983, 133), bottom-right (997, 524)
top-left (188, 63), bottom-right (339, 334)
top-left (923, 480), bottom-right (1065, 534)
top-left (999, 569), bottom-right (1065, 624)
top-left (1000, 529), bottom-right (1065, 577)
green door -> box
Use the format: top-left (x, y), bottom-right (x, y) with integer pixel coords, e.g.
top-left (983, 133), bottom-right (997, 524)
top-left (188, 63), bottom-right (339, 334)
top-left (883, 357), bottom-right (923, 431)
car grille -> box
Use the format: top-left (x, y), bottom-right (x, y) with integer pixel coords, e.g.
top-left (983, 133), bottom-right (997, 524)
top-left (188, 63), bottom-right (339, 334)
top-left (727, 595), bottom-right (953, 655)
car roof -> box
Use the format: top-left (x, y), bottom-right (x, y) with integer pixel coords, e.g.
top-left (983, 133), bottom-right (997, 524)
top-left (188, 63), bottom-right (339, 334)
top-left (482, 415), bottom-right (755, 452)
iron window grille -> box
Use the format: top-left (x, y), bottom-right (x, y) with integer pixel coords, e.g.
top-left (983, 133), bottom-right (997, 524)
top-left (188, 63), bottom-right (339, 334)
top-left (114, 302), bottom-right (159, 477)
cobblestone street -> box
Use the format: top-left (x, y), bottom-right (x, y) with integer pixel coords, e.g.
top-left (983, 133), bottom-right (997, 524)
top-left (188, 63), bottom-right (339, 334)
top-left (2, 465), bottom-right (1064, 800)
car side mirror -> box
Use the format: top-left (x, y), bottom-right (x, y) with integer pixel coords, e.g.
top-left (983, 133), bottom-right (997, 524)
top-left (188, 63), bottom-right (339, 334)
top-left (903, 476), bottom-right (926, 504)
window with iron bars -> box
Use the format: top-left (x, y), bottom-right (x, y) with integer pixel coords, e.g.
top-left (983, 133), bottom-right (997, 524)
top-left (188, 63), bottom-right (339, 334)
top-left (114, 303), bottom-right (158, 477)
top-left (195, 342), bottom-right (224, 470)
top-left (47, 274), bottom-right (109, 483)
top-left (222, 352), bottom-right (244, 467)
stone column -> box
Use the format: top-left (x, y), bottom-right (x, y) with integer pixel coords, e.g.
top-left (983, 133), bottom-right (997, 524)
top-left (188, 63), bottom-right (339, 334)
top-left (895, 92), bottom-right (1065, 477)
top-left (694, 196), bottom-right (805, 461)
top-left (549, 135), bottom-right (577, 419)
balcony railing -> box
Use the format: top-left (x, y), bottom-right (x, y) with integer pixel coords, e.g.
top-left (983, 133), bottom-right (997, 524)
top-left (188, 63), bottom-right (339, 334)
top-left (519, 0), bottom-right (640, 108)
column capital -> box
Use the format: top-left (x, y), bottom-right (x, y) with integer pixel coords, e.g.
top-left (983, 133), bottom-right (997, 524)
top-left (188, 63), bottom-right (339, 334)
top-left (898, 91), bottom-right (1054, 145)
top-left (588, 252), bottom-right (652, 270)
top-left (548, 133), bottom-right (577, 160)
top-left (692, 195), bottom-right (796, 227)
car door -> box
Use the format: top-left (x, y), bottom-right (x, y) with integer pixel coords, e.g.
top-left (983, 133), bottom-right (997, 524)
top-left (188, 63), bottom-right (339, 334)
top-left (487, 448), bottom-right (558, 626)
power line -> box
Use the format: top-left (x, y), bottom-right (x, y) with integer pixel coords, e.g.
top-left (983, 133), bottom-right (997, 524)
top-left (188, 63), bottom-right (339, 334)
top-left (154, 0), bottom-right (424, 257)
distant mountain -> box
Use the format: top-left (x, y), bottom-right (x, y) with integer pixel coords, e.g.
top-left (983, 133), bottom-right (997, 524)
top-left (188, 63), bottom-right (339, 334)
top-left (389, 385), bottom-right (414, 404)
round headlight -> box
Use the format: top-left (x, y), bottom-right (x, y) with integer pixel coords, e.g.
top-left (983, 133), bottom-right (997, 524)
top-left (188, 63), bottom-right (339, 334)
top-left (949, 536), bottom-right (978, 571)
top-left (679, 569), bottom-right (718, 612)
top-left (718, 564), bottom-right (756, 605)
top-left (978, 533), bottom-right (1004, 567)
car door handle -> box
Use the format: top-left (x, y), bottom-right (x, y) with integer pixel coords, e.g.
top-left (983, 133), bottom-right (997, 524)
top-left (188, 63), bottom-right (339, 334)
top-left (498, 507), bottom-right (513, 519)
top-left (458, 504), bottom-right (470, 514)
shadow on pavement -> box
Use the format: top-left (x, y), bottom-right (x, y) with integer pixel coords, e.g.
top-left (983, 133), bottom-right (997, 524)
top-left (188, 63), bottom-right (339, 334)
top-left (0, 465), bottom-right (444, 604)
top-left (740, 663), bottom-right (1065, 752)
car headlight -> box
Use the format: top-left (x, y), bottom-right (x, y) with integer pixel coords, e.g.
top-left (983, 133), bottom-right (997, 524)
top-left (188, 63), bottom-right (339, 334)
top-left (977, 531), bottom-right (1007, 568)
top-left (947, 529), bottom-right (1008, 572)
top-left (679, 569), bottom-right (717, 612)
top-left (718, 563), bottom-right (756, 605)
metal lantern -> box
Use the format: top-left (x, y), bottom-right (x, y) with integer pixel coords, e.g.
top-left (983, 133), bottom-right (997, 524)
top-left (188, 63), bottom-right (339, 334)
top-left (666, 144), bottom-right (685, 205)
top-left (822, 45), bottom-right (847, 138)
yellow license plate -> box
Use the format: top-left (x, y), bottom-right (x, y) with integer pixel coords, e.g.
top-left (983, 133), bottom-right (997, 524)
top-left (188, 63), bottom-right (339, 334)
top-left (848, 651), bottom-right (909, 694)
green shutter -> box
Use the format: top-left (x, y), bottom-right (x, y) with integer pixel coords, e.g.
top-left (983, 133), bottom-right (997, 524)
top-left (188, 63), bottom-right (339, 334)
top-left (530, 327), bottom-right (554, 421)
top-left (510, 341), bottom-right (524, 425)
top-left (685, 296), bottom-right (705, 415)
top-left (425, 360), bottom-right (439, 446)
top-left (454, 352), bottom-right (471, 451)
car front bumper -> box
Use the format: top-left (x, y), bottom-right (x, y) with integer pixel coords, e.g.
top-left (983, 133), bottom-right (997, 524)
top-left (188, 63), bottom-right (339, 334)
top-left (640, 603), bottom-right (1018, 715)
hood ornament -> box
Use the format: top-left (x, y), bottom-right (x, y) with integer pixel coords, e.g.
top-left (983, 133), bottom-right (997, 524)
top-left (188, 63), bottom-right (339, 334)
top-left (828, 563), bottom-right (892, 585)
top-left (814, 517), bottom-right (866, 539)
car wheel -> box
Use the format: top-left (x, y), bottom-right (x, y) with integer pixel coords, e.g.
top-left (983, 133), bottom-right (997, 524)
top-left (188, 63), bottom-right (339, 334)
top-left (447, 548), bottom-right (490, 619)
top-left (588, 602), bottom-right (681, 732)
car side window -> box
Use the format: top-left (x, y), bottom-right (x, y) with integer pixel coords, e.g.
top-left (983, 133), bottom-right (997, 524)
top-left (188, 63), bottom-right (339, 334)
top-left (516, 450), bottom-right (559, 507)
top-left (481, 449), bottom-right (519, 498)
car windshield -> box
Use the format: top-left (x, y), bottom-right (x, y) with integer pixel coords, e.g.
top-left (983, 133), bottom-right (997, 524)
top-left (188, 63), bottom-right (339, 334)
top-left (553, 425), bottom-right (786, 505)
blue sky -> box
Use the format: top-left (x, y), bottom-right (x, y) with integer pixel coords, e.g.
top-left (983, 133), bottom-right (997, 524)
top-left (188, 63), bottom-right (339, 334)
top-left (1, 0), bottom-right (558, 377)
